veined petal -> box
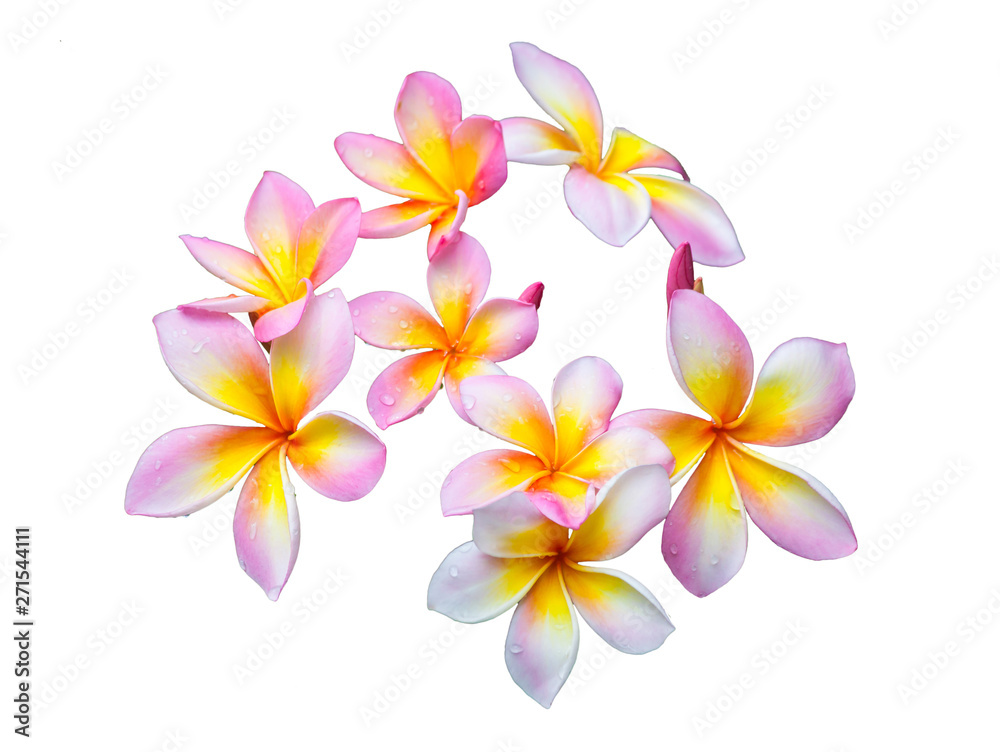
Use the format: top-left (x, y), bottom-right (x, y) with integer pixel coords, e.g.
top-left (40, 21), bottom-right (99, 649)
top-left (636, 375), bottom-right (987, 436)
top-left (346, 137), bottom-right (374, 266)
top-left (459, 375), bottom-right (556, 465)
top-left (662, 439), bottom-right (747, 597)
top-left (295, 198), bottom-right (361, 287)
top-left (635, 175), bottom-right (744, 267)
top-left (551, 357), bottom-right (623, 466)
top-left (726, 440), bottom-right (857, 560)
top-left (667, 289), bottom-right (753, 425)
top-left (125, 426), bottom-right (281, 517)
top-left (245, 171), bottom-right (315, 292)
top-left (727, 338), bottom-right (856, 447)
top-left (287, 411), bottom-right (386, 501)
top-left (458, 298), bottom-right (539, 362)
top-left (153, 308), bottom-right (281, 429)
top-left (473, 492), bottom-right (568, 558)
top-left (427, 232), bottom-right (490, 342)
top-left (180, 235), bottom-right (284, 301)
top-left (567, 464), bottom-right (672, 562)
top-left (270, 288), bottom-right (355, 430)
top-left (525, 472), bottom-right (596, 530)
top-left (233, 445), bottom-right (299, 601)
top-left (564, 167), bottom-right (650, 247)
top-left (334, 132), bottom-right (452, 202)
top-left (600, 127), bottom-right (687, 179)
top-left (510, 42), bottom-right (603, 166)
top-left (610, 409), bottom-right (714, 481)
top-left (441, 449), bottom-right (547, 516)
top-left (395, 71), bottom-right (462, 191)
top-left (359, 200), bottom-right (447, 239)
top-left (252, 278), bottom-right (312, 343)
top-left (366, 350), bottom-right (447, 429)
top-left (349, 292), bottom-right (447, 350)
top-left (500, 117), bottom-right (581, 165)
top-left (179, 294), bottom-right (269, 314)
top-left (562, 563), bottom-right (673, 654)
top-left (451, 115), bottom-right (508, 205)
top-left (428, 542), bottom-right (552, 623)
top-left (443, 355), bottom-right (505, 424)
top-left (505, 563), bottom-right (578, 709)
top-left (560, 426), bottom-right (674, 487)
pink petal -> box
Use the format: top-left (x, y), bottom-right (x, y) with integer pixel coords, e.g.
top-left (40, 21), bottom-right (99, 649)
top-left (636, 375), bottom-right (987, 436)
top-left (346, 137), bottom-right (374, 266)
top-left (426, 231), bottom-right (491, 341)
top-left (359, 200), bottom-right (447, 239)
top-left (500, 117), bottom-right (581, 165)
top-left (518, 281), bottom-right (544, 309)
top-left (666, 242), bottom-right (696, 303)
top-left (286, 411), bottom-right (386, 500)
top-left (180, 235), bottom-right (283, 300)
top-left (551, 356), bottom-right (623, 466)
top-left (599, 127), bottom-right (687, 179)
top-left (252, 278), bottom-right (312, 343)
top-left (426, 197), bottom-right (468, 259)
top-left (450, 115), bottom-right (508, 204)
top-left (459, 375), bottom-right (556, 465)
top-left (295, 198), bottom-right (361, 287)
top-left (563, 166), bottom-right (651, 247)
top-left (472, 492), bottom-right (568, 557)
top-left (525, 472), bottom-right (596, 530)
top-left (335, 132), bottom-right (451, 202)
top-left (560, 426), bottom-right (674, 486)
top-left (441, 449), bottom-right (548, 516)
top-left (458, 298), bottom-right (539, 362)
top-left (244, 171), bottom-right (316, 291)
top-left (443, 355), bottom-right (505, 424)
top-left (349, 292), bottom-right (447, 350)
top-left (394, 71), bottom-right (463, 190)
top-left (366, 350), bottom-right (447, 429)
top-left (610, 409), bottom-right (714, 480)
top-left (179, 294), bottom-right (269, 314)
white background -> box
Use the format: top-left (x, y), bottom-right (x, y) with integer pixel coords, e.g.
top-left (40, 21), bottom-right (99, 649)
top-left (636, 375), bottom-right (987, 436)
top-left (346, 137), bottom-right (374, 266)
top-left (3, 0), bottom-right (998, 748)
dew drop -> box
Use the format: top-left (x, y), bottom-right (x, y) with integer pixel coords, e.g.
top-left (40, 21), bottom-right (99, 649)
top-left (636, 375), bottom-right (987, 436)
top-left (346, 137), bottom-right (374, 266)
top-left (477, 180), bottom-right (485, 191)
top-left (356, 169), bottom-right (367, 178)
top-left (191, 337), bottom-right (210, 354)
top-left (154, 460), bottom-right (162, 470)
top-left (352, 308), bottom-right (360, 316)
top-left (364, 148), bottom-right (374, 158)
top-left (448, 565), bottom-right (459, 578)
top-left (710, 555), bottom-right (720, 565)
top-left (154, 476), bottom-right (162, 487)
top-left (509, 644), bottom-right (524, 654)
top-left (249, 523), bottom-right (257, 540)
top-left (502, 392), bottom-right (513, 403)
top-left (388, 305), bottom-right (399, 313)
top-left (379, 394), bottom-right (396, 406)
top-left (668, 544), bottom-right (678, 555)
top-left (513, 333), bottom-right (522, 340)
top-left (398, 319), bottom-right (410, 329)
top-left (461, 394), bottom-right (476, 410)
top-left (464, 283), bottom-right (473, 294)
top-left (690, 565), bottom-right (698, 572)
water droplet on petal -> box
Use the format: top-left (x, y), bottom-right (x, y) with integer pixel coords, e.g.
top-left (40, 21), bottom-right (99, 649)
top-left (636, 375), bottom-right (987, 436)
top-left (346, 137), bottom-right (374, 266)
top-left (710, 555), bottom-right (720, 565)
top-left (352, 308), bottom-right (360, 316)
top-left (388, 305), bottom-right (399, 313)
top-left (448, 565), bottom-right (459, 578)
top-left (249, 523), bottom-right (257, 540)
top-left (191, 337), bottom-right (210, 354)
top-left (464, 283), bottom-right (473, 294)
top-left (239, 559), bottom-right (247, 571)
top-left (379, 394), bottom-right (396, 406)
top-left (363, 148), bottom-right (374, 158)
top-left (398, 320), bottom-right (409, 329)
top-left (154, 460), bottom-right (162, 470)
top-left (461, 394), bottom-right (476, 410)
top-left (502, 392), bottom-right (513, 403)
top-left (669, 544), bottom-right (678, 555)
top-left (509, 644), bottom-right (524, 654)
top-left (513, 333), bottom-right (522, 340)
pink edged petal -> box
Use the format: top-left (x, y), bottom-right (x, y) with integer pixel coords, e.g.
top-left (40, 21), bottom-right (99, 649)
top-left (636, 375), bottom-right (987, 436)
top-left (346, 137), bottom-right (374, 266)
top-left (244, 171), bottom-right (316, 291)
top-left (662, 439), bottom-right (747, 597)
top-left (472, 491), bottom-right (569, 557)
top-left (567, 464), bottom-right (673, 562)
top-left (505, 563), bottom-right (579, 708)
top-left (295, 198), bottom-right (361, 286)
top-left (564, 166), bottom-right (651, 247)
top-left (525, 472), bottom-right (596, 530)
top-left (451, 115), bottom-right (508, 204)
top-left (233, 444), bottom-right (300, 601)
top-left (726, 440), bottom-right (857, 560)
top-left (179, 294), bottom-right (269, 314)
top-left (349, 292), bottom-right (447, 350)
top-left (599, 127), bottom-right (687, 179)
top-left (459, 375), bottom-right (556, 464)
top-left (286, 411), bottom-right (386, 500)
top-left (443, 355), bottom-right (505, 424)
top-left (426, 197), bottom-right (468, 259)
top-left (500, 117), bottom-right (581, 165)
top-left (666, 242), bottom-right (696, 303)
top-left (519, 281), bottom-right (544, 309)
top-left (510, 42), bottom-right (603, 166)
top-left (635, 175), bottom-right (744, 267)
top-left (366, 350), bottom-right (447, 429)
top-left (667, 289), bottom-right (753, 425)
top-left (441, 449), bottom-right (548, 516)
top-left (153, 308), bottom-right (282, 430)
top-left (253, 278), bottom-right (312, 343)
top-left (458, 298), bottom-right (539, 362)
top-left (727, 338), bottom-right (856, 447)
top-left (551, 356), bottom-right (623, 466)
top-left (180, 235), bottom-right (284, 301)
top-left (269, 288), bottom-right (355, 430)
top-left (427, 231), bottom-right (491, 341)
top-left (334, 132), bottom-right (452, 202)
top-left (562, 563), bottom-right (674, 654)
top-left (359, 200), bottom-right (447, 239)
top-left (610, 409), bottom-right (714, 481)
top-left (394, 71), bottom-right (463, 189)
top-left (560, 426), bottom-right (674, 487)
top-left (125, 426), bottom-right (282, 517)
top-left (428, 543), bottom-right (552, 623)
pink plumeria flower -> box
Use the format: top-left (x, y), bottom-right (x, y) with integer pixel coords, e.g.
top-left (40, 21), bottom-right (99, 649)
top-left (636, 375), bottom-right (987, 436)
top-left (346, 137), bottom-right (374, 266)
top-left (429, 465), bottom-right (675, 708)
top-left (351, 233), bottom-right (541, 429)
top-left (503, 42), bottom-right (742, 264)
top-left (335, 72), bottom-right (507, 258)
top-left (125, 291), bottom-right (386, 600)
top-left (180, 171), bottom-right (361, 342)
top-left (443, 357), bottom-right (674, 529)
top-left (613, 290), bottom-right (857, 597)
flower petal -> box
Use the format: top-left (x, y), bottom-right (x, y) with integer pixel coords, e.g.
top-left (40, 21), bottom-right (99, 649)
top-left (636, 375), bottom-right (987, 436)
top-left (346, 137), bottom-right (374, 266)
top-left (426, 200), bottom-right (467, 259)
top-left (567, 464), bottom-right (672, 562)
top-left (295, 198), bottom-right (361, 287)
top-left (359, 200), bottom-right (447, 239)
top-left (505, 563), bottom-right (578, 709)
top-left (441, 449), bottom-right (548, 516)
top-left (600, 127), bottom-right (687, 179)
top-left (473, 492), bottom-right (568, 557)
top-left (153, 308), bottom-right (281, 429)
top-left (394, 71), bottom-right (462, 190)
top-left (179, 294), bottom-right (269, 314)
top-left (551, 356), bottom-right (623, 466)
top-left (510, 42), bottom-right (603, 165)
top-left (634, 175), bottom-right (744, 267)
top-left (125, 426), bottom-right (282, 517)
top-left (458, 298), bottom-right (539, 362)
top-left (450, 115), bottom-right (508, 204)
top-left (443, 355), bottom-right (505, 424)
top-left (727, 338), bottom-right (856, 447)
top-left (500, 117), bottom-right (581, 165)
top-left (610, 409), bottom-right (714, 480)
top-left (335, 132), bottom-right (452, 202)
top-left (525, 472), bottom-right (596, 530)
top-left (366, 350), bottom-right (447, 429)
top-left (252, 278), bottom-right (312, 343)
top-left (286, 411), bottom-right (386, 501)
top-left (244, 171), bottom-right (315, 292)
top-left (662, 439), bottom-right (747, 597)
top-left (562, 563), bottom-right (673, 654)
top-left (233, 444), bottom-right (299, 601)
top-left (180, 235), bottom-right (283, 300)
top-left (563, 166), bottom-right (651, 247)
top-left (560, 426), bottom-right (674, 486)
top-left (726, 441), bottom-right (857, 560)
top-left (428, 542), bottom-right (551, 623)
top-left (667, 289), bottom-right (753, 425)
top-left (349, 292), bottom-right (447, 350)
top-left (427, 232), bottom-right (490, 342)
top-left (459, 375), bottom-right (556, 464)
top-left (666, 241), bottom-right (696, 303)
top-left (269, 288), bottom-right (355, 430)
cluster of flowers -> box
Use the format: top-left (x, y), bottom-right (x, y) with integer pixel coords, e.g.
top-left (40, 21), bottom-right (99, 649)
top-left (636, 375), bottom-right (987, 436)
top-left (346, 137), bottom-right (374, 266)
top-left (125, 43), bottom-right (857, 707)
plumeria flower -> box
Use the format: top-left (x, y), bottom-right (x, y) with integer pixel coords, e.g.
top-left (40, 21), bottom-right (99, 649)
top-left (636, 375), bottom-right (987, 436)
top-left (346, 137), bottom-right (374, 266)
top-left (350, 233), bottom-right (541, 429)
top-left (612, 290), bottom-right (857, 597)
top-left (502, 42), bottom-right (742, 264)
top-left (335, 72), bottom-right (507, 258)
top-left (429, 465), bottom-right (675, 708)
top-left (125, 291), bottom-right (386, 600)
top-left (666, 241), bottom-right (703, 304)
top-left (442, 357), bottom-right (674, 528)
top-left (180, 171), bottom-right (361, 342)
